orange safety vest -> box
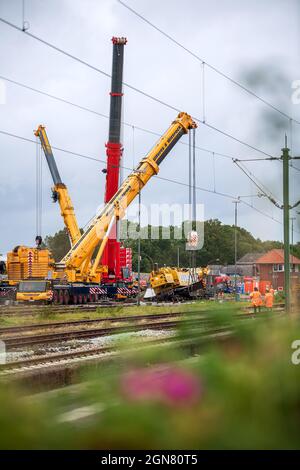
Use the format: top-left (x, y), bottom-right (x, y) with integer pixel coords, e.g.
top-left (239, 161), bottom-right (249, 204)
top-left (265, 292), bottom-right (274, 308)
top-left (250, 290), bottom-right (263, 307)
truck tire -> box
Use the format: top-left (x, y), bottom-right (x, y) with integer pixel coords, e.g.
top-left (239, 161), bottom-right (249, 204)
top-left (59, 290), bottom-right (64, 305)
top-left (53, 290), bottom-right (59, 304)
top-left (64, 291), bottom-right (70, 305)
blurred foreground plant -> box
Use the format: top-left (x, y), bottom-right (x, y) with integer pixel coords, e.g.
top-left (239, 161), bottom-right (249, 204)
top-left (0, 308), bottom-right (300, 449)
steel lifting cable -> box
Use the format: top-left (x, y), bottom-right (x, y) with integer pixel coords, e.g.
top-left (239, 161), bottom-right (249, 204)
top-left (39, 140), bottom-right (42, 237)
top-left (187, 128), bottom-right (197, 285)
top-left (192, 128), bottom-right (196, 226)
top-left (35, 134), bottom-right (38, 237)
top-left (188, 130), bottom-right (192, 284)
top-left (192, 127), bottom-right (197, 273)
top-left (188, 130), bottom-right (192, 219)
top-left (35, 135), bottom-right (42, 239)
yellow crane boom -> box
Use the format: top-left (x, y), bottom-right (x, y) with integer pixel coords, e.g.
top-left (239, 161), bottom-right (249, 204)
top-left (34, 125), bottom-right (81, 246)
top-left (61, 112), bottom-right (197, 282)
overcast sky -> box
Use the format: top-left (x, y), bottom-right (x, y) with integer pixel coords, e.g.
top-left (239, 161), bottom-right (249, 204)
top-left (0, 0), bottom-right (299, 256)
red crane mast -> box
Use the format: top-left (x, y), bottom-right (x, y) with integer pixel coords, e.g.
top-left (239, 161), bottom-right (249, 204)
top-left (101, 37), bottom-right (131, 284)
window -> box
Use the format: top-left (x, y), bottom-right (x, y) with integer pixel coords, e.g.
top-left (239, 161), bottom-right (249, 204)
top-left (273, 264), bottom-right (284, 272)
top-left (18, 281), bottom-right (48, 292)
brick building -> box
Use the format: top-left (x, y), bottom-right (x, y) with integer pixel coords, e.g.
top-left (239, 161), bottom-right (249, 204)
top-left (255, 249), bottom-right (300, 290)
top-left (237, 249), bottom-right (300, 291)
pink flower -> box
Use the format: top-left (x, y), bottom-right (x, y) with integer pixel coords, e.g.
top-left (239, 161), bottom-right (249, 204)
top-left (121, 365), bottom-right (202, 406)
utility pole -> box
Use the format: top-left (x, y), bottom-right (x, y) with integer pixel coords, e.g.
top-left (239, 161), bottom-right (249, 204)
top-left (282, 136), bottom-right (290, 313)
top-left (177, 247), bottom-right (180, 268)
top-left (233, 199), bottom-right (240, 301)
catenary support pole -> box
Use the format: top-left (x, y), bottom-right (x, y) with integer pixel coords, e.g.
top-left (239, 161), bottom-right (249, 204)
top-left (282, 137), bottom-right (291, 312)
top-left (233, 199), bottom-right (240, 301)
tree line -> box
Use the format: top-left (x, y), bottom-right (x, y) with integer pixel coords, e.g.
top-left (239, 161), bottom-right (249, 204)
top-left (44, 218), bottom-right (300, 272)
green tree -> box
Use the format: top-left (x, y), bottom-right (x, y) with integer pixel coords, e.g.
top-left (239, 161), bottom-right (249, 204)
top-left (44, 228), bottom-right (71, 261)
top-left (44, 219), bottom-right (286, 270)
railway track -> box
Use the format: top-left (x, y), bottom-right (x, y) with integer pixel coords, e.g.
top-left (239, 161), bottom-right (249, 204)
top-left (0, 311), bottom-right (197, 335)
top-left (1, 316), bottom-right (218, 349)
top-left (0, 310), bottom-right (277, 350)
top-left (0, 328), bottom-right (232, 375)
top-left (0, 301), bottom-right (285, 318)
top-left (0, 311), bottom-right (280, 376)
top-left (0, 301), bottom-right (137, 316)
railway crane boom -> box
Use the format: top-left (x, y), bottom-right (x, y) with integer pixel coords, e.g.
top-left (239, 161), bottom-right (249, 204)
top-left (34, 125), bottom-right (81, 246)
top-left (61, 112), bottom-right (197, 282)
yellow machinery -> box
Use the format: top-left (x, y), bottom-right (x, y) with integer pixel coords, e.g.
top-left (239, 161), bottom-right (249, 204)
top-left (149, 265), bottom-right (208, 300)
top-left (3, 126), bottom-right (80, 294)
top-left (34, 125), bottom-right (81, 246)
top-left (7, 246), bottom-right (55, 284)
top-left (14, 112), bottom-right (196, 303)
top-left (60, 112), bottom-right (197, 283)
top-left (16, 280), bottom-right (53, 302)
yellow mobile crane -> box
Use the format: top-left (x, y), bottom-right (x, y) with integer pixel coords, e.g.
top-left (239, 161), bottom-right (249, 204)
top-left (34, 125), bottom-right (81, 246)
top-left (5, 126), bottom-right (83, 303)
top-left (17, 112), bottom-right (197, 303)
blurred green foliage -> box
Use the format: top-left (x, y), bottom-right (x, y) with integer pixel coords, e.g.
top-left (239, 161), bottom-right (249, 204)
top-left (1, 308), bottom-right (300, 449)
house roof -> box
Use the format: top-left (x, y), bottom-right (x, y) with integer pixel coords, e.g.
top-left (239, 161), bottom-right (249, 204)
top-left (256, 249), bottom-right (300, 265)
top-left (237, 252), bottom-right (265, 264)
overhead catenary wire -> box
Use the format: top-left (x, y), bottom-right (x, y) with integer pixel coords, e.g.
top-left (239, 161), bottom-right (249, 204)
top-left (234, 154), bottom-right (300, 173)
top-left (0, 18), bottom-right (279, 160)
top-left (117, 0), bottom-right (300, 127)
top-left (0, 128), bottom-right (234, 199)
top-left (0, 127), bottom-right (296, 234)
top-left (3, 74), bottom-right (292, 218)
top-left (3, 74), bottom-right (292, 211)
top-left (234, 159), bottom-right (300, 218)
top-left (0, 75), bottom-right (233, 162)
top-left (0, 18), bottom-right (297, 234)
top-left (233, 159), bottom-right (282, 208)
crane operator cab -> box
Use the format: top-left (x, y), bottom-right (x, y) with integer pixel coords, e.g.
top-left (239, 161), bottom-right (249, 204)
top-left (17, 280), bottom-right (53, 303)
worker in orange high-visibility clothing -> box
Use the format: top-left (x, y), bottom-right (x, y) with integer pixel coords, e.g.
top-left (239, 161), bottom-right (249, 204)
top-left (264, 288), bottom-right (274, 310)
top-left (269, 285), bottom-right (275, 296)
top-left (250, 287), bottom-right (263, 313)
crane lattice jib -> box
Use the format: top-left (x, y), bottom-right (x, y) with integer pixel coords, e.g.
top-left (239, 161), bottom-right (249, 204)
top-left (61, 112), bottom-right (197, 275)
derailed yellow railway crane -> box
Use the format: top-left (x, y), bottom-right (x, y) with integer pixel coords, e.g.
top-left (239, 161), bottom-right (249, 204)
top-left (148, 265), bottom-right (208, 301)
top-left (16, 112), bottom-right (197, 303)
